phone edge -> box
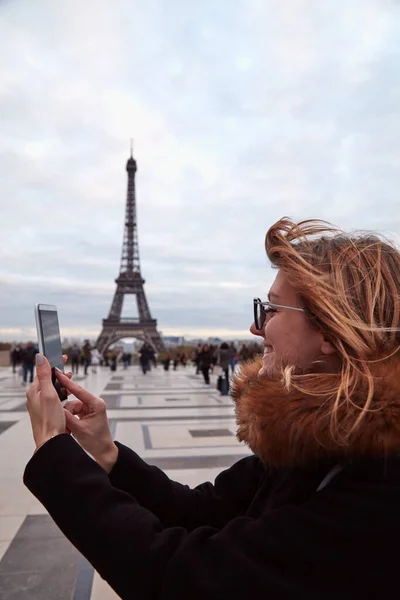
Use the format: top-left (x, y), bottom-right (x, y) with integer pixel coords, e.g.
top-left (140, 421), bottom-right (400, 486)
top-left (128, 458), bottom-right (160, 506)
top-left (34, 304), bottom-right (45, 356)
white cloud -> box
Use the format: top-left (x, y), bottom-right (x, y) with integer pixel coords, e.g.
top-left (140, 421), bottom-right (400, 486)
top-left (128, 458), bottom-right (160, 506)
top-left (1, 0), bottom-right (400, 341)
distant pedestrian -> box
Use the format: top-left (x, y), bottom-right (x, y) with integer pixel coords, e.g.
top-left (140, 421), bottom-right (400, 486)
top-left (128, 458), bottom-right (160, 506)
top-left (21, 341), bottom-right (38, 385)
top-left (173, 353), bottom-right (180, 370)
top-left (82, 340), bottom-right (92, 375)
top-left (70, 343), bottom-right (80, 375)
top-left (239, 343), bottom-right (251, 363)
top-left (110, 354), bottom-right (117, 372)
top-left (229, 342), bottom-right (238, 373)
top-left (163, 354), bottom-right (171, 371)
top-left (139, 343), bottom-right (152, 375)
top-left (210, 345), bottom-right (218, 372)
top-left (91, 348), bottom-right (101, 374)
top-left (147, 346), bottom-right (155, 370)
top-left (199, 344), bottom-right (212, 385)
top-left (217, 342), bottom-right (231, 391)
top-left (122, 353), bottom-right (129, 370)
top-left (10, 345), bottom-right (21, 374)
top-left (194, 344), bottom-right (202, 374)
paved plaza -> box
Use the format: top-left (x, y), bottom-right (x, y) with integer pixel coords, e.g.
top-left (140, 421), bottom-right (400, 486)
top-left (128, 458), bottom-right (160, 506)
top-left (0, 363), bottom-right (250, 599)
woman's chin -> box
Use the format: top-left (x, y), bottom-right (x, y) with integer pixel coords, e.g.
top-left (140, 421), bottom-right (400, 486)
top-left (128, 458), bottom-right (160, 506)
top-left (258, 355), bottom-right (275, 378)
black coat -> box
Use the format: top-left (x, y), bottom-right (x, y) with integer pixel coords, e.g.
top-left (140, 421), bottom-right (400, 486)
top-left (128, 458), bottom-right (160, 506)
top-left (21, 346), bottom-right (38, 366)
top-left (24, 434), bottom-right (400, 600)
top-left (199, 349), bottom-right (212, 369)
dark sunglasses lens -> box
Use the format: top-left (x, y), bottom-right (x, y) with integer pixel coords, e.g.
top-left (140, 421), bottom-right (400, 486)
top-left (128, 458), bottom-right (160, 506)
top-left (256, 303), bottom-right (265, 330)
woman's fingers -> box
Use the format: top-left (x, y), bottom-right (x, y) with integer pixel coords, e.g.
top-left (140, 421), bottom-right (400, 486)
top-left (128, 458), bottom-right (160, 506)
top-left (64, 399), bottom-right (84, 415)
top-left (55, 370), bottom-right (100, 407)
top-left (62, 354), bottom-right (68, 365)
top-left (64, 407), bottom-right (83, 434)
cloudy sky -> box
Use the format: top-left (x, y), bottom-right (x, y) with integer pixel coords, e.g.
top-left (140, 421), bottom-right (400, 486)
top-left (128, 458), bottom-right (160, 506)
top-left (1, 0), bottom-right (400, 342)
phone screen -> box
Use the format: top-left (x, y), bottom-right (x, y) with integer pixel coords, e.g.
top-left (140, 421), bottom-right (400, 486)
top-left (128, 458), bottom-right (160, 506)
top-left (37, 309), bottom-right (64, 371)
top-left (35, 305), bottom-right (67, 401)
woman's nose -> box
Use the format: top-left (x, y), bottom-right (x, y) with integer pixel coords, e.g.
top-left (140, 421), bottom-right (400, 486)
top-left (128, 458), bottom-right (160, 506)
top-left (249, 322), bottom-right (264, 337)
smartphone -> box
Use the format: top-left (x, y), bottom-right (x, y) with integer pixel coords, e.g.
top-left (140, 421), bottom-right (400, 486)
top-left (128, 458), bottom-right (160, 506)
top-left (34, 304), bottom-right (67, 401)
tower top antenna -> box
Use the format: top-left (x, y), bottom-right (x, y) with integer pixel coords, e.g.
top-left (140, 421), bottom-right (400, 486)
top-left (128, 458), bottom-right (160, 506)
top-left (130, 138), bottom-right (133, 157)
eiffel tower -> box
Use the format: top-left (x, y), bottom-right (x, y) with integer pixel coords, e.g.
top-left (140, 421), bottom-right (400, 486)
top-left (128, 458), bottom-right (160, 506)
top-left (96, 148), bottom-right (165, 354)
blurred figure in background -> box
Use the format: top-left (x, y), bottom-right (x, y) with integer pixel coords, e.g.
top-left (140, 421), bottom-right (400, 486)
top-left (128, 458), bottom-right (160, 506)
top-left (194, 343), bottom-right (202, 374)
top-left (91, 348), bottom-right (101, 374)
top-left (21, 341), bottom-right (38, 385)
top-left (163, 353), bottom-right (171, 371)
top-left (216, 342), bottom-right (231, 391)
top-left (199, 344), bottom-right (212, 385)
top-left (10, 344), bottom-right (21, 374)
top-left (82, 340), bottom-right (92, 376)
top-left (122, 352), bottom-right (130, 370)
top-left (239, 343), bottom-right (251, 363)
top-left (139, 343), bottom-right (152, 375)
top-left (70, 343), bottom-right (80, 375)
top-left (173, 353), bottom-right (180, 371)
top-left (229, 342), bottom-right (238, 373)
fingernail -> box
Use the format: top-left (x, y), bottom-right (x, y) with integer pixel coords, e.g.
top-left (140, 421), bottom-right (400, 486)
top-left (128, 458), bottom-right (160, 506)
top-left (36, 353), bottom-right (44, 366)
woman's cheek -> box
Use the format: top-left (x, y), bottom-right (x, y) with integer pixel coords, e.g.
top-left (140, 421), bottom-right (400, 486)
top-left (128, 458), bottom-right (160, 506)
top-left (264, 317), bottom-right (278, 342)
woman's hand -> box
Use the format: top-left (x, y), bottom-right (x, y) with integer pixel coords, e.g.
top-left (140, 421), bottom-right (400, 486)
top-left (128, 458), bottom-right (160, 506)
top-left (56, 370), bottom-right (118, 473)
top-left (26, 354), bottom-right (72, 451)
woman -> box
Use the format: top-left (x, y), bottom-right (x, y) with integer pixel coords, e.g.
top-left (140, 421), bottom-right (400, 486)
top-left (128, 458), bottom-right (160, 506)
top-left (24, 217), bottom-right (400, 599)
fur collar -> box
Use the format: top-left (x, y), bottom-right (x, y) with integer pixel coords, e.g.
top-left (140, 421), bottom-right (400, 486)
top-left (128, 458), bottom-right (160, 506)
top-left (231, 355), bottom-right (400, 467)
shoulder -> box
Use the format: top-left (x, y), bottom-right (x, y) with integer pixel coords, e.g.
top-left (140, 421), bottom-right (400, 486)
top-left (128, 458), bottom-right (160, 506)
top-left (307, 457), bottom-right (400, 522)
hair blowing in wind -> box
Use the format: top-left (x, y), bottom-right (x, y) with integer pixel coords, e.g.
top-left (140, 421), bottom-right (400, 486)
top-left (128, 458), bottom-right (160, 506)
top-left (264, 217), bottom-right (400, 446)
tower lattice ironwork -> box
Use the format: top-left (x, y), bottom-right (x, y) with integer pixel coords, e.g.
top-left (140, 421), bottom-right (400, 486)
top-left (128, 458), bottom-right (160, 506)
top-left (96, 150), bottom-right (165, 354)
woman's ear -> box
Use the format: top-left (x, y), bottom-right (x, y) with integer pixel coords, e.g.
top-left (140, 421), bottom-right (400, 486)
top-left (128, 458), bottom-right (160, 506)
top-left (320, 339), bottom-right (336, 355)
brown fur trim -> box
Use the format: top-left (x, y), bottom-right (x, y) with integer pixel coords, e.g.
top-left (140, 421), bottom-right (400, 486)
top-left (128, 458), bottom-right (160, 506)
top-left (231, 355), bottom-right (400, 467)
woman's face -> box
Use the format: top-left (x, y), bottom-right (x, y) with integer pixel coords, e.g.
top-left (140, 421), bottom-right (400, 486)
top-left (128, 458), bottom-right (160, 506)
top-left (250, 270), bottom-right (336, 378)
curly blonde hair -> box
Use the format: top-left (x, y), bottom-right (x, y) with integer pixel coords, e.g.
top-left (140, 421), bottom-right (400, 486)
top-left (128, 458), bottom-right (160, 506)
top-left (265, 217), bottom-right (400, 444)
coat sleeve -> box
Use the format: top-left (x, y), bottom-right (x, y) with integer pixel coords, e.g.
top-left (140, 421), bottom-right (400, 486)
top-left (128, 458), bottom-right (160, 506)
top-left (108, 441), bottom-right (263, 530)
top-left (23, 435), bottom-right (356, 600)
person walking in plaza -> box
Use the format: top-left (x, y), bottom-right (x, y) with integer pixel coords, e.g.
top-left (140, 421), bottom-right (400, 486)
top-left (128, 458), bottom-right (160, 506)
top-left (24, 216), bottom-right (400, 599)
top-left (238, 342), bottom-right (251, 363)
top-left (70, 343), bottom-right (80, 375)
top-left (122, 352), bottom-right (130, 370)
top-left (194, 343), bottom-right (202, 374)
top-left (139, 343), bottom-right (152, 375)
top-left (82, 340), bottom-right (91, 376)
top-left (10, 344), bottom-right (21, 374)
top-left (199, 343), bottom-right (212, 384)
top-left (110, 353), bottom-right (117, 372)
top-left (173, 352), bottom-right (180, 371)
top-left (229, 342), bottom-right (238, 373)
top-left (90, 348), bottom-right (101, 374)
top-left (163, 353), bottom-right (171, 371)
top-left (216, 342), bottom-right (231, 392)
top-left (20, 341), bottom-right (38, 385)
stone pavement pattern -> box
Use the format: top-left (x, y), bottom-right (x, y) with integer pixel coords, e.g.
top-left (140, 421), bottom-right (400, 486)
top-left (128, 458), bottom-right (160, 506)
top-left (0, 364), bottom-right (250, 599)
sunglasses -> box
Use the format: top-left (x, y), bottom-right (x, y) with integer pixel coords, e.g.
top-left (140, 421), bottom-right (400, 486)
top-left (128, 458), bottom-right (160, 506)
top-left (253, 297), bottom-right (306, 331)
